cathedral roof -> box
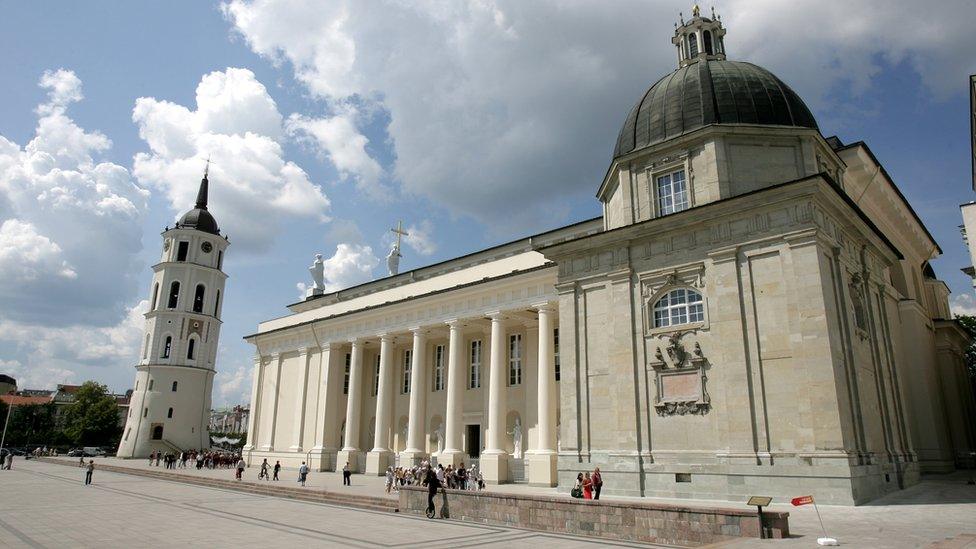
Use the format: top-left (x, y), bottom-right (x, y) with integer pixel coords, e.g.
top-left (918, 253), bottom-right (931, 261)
top-left (613, 59), bottom-right (819, 159)
top-left (176, 169), bottom-right (220, 235)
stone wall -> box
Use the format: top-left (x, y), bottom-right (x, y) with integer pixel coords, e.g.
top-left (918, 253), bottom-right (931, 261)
top-left (398, 486), bottom-right (788, 546)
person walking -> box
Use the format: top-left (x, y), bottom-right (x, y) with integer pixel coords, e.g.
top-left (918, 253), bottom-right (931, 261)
top-left (235, 457), bottom-right (246, 480)
top-left (582, 472), bottom-right (593, 500)
top-left (571, 472), bottom-right (584, 499)
top-left (299, 462), bottom-right (309, 487)
top-left (592, 467), bottom-right (603, 500)
top-left (85, 460), bottom-right (94, 485)
top-left (342, 462), bottom-right (351, 486)
top-left (385, 467), bottom-right (394, 494)
top-left (273, 461), bottom-right (281, 481)
top-left (4, 452), bottom-right (13, 470)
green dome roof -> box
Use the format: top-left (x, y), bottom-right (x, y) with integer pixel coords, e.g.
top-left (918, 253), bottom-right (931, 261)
top-left (614, 59), bottom-right (818, 159)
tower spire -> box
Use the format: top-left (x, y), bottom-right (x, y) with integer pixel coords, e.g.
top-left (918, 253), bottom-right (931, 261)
top-left (195, 156), bottom-right (211, 210)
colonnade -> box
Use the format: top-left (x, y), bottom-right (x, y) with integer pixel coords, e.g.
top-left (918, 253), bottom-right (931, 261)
top-left (245, 304), bottom-right (559, 485)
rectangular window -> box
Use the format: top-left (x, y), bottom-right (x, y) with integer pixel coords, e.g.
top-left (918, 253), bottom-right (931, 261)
top-left (372, 354), bottom-right (381, 396)
top-left (469, 340), bottom-right (482, 389)
top-left (554, 328), bottom-right (561, 382)
top-left (509, 334), bottom-right (522, 386)
top-left (343, 353), bottom-right (351, 395)
top-left (656, 169), bottom-right (689, 216)
top-left (432, 345), bottom-right (445, 391)
top-left (143, 407), bottom-right (148, 418)
top-left (176, 241), bottom-right (189, 261)
top-left (402, 349), bottom-right (412, 394)
top-left (124, 428), bottom-right (130, 441)
top-left (148, 379), bottom-right (154, 391)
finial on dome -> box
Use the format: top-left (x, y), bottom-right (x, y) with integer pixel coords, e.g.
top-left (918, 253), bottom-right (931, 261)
top-left (195, 156), bottom-right (211, 210)
top-left (692, 4), bottom-right (700, 17)
top-left (679, 12), bottom-right (684, 24)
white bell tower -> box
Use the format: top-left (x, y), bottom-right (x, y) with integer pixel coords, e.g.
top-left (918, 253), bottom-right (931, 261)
top-left (118, 166), bottom-right (229, 458)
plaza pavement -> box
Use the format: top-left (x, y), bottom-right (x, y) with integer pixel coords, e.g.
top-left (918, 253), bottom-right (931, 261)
top-left (0, 458), bottom-right (663, 548)
top-left (13, 457), bottom-right (976, 548)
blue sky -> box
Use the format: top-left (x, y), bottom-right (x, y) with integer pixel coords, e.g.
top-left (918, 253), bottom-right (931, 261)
top-left (1, 0), bottom-right (975, 406)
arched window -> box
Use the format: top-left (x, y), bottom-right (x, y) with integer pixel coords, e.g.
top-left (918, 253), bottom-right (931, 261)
top-left (652, 288), bottom-right (704, 328)
top-left (151, 425), bottom-right (163, 440)
top-left (217, 250), bottom-right (224, 270)
top-left (167, 407), bottom-right (174, 419)
top-left (161, 336), bottom-right (172, 359)
top-left (703, 30), bottom-right (713, 55)
top-left (143, 334), bottom-right (150, 360)
top-left (151, 282), bottom-right (159, 310)
top-left (688, 32), bottom-right (699, 57)
top-left (171, 381), bottom-right (178, 392)
top-left (167, 281), bottom-right (180, 309)
top-left (214, 290), bottom-right (221, 318)
top-left (193, 284), bottom-right (205, 313)
top-left (187, 338), bottom-right (196, 360)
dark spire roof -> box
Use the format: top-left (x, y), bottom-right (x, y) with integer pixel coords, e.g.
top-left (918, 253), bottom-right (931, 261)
top-left (177, 168), bottom-right (220, 235)
top-left (613, 60), bottom-right (819, 159)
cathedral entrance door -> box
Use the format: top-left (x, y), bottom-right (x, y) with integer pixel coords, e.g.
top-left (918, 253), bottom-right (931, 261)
top-left (465, 424), bottom-right (481, 458)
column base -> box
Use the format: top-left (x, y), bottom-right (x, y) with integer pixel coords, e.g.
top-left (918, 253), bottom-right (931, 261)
top-left (399, 450), bottom-right (429, 467)
top-left (528, 452), bottom-right (558, 487)
top-left (336, 449), bottom-right (363, 473)
top-left (288, 445), bottom-right (303, 453)
top-left (306, 447), bottom-right (338, 472)
top-left (258, 445), bottom-right (272, 452)
top-left (438, 450), bottom-right (468, 468)
top-left (480, 452), bottom-right (510, 484)
top-left (365, 450), bottom-right (395, 475)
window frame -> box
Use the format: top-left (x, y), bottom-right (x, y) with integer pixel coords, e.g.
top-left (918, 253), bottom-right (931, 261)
top-left (167, 281), bottom-right (181, 309)
top-left (161, 336), bottom-right (172, 359)
top-left (650, 287), bottom-right (706, 330)
top-left (343, 353), bottom-right (351, 395)
top-left (401, 349), bottom-right (412, 394)
top-left (192, 283), bottom-right (206, 314)
top-left (654, 168), bottom-right (690, 217)
top-left (553, 328), bottom-right (561, 382)
top-left (469, 339), bottom-right (482, 389)
top-left (508, 333), bottom-right (523, 386)
top-left (432, 344), bottom-right (445, 391)
top-left (372, 354), bottom-right (381, 397)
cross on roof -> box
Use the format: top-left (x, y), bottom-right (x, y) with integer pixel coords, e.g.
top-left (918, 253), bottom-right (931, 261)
top-left (391, 220), bottom-right (409, 249)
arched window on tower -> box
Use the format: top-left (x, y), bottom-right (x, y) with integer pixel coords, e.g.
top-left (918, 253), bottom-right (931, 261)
top-left (161, 336), bottom-right (172, 359)
top-left (167, 407), bottom-right (174, 419)
top-left (171, 381), bottom-right (178, 392)
top-left (193, 284), bottom-right (205, 313)
top-left (187, 338), bottom-right (196, 360)
top-left (703, 30), bottom-right (713, 54)
top-left (214, 290), bottom-right (221, 319)
top-left (167, 281), bottom-right (180, 309)
top-left (652, 288), bottom-right (705, 328)
top-left (151, 282), bottom-right (159, 310)
top-left (688, 32), bottom-right (699, 57)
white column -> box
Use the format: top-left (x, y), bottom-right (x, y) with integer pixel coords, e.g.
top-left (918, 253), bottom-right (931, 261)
top-left (242, 356), bottom-right (262, 458)
top-left (481, 313), bottom-right (510, 483)
top-left (529, 304), bottom-right (558, 486)
top-left (289, 347), bottom-right (312, 452)
top-left (338, 340), bottom-right (365, 471)
top-left (309, 344), bottom-right (340, 471)
top-left (366, 335), bottom-right (396, 475)
top-left (402, 328), bottom-right (428, 464)
top-left (441, 320), bottom-right (466, 466)
top-left (260, 352), bottom-right (282, 451)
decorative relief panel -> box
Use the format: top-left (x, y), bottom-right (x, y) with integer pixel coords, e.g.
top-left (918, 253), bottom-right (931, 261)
top-left (647, 330), bottom-right (710, 416)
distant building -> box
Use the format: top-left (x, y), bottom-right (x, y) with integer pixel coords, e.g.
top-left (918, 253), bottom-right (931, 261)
top-left (209, 405), bottom-right (249, 434)
top-left (0, 384), bottom-right (131, 426)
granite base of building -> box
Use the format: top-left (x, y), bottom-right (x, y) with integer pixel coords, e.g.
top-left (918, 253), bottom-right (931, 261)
top-left (245, 449), bottom-right (337, 471)
top-left (398, 485), bottom-right (788, 546)
top-left (557, 452), bottom-right (920, 505)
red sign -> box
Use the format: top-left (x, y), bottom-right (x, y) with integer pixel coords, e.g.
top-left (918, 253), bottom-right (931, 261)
top-left (791, 495), bottom-right (815, 506)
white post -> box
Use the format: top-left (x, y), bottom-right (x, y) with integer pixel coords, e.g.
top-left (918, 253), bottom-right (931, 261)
top-left (441, 320), bottom-right (466, 466)
top-left (481, 313), bottom-right (509, 484)
top-left (528, 304), bottom-right (558, 486)
top-left (260, 352), bottom-right (282, 451)
top-left (401, 329), bottom-right (428, 465)
top-left (242, 356), bottom-right (263, 459)
top-left (338, 340), bottom-right (365, 471)
top-left (289, 347), bottom-right (312, 452)
top-left (366, 335), bottom-right (395, 475)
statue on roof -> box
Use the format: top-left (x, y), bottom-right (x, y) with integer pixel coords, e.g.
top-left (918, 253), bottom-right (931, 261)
top-left (387, 221), bottom-right (409, 276)
top-left (308, 254), bottom-right (325, 297)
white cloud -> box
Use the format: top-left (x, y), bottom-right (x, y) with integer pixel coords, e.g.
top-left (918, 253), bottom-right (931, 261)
top-left (950, 293), bottom-right (976, 317)
top-left (287, 109), bottom-right (386, 198)
top-left (404, 220), bottom-right (436, 257)
top-left (223, 0), bottom-right (976, 228)
top-left (216, 362), bottom-right (252, 406)
top-left (0, 358), bottom-right (77, 392)
top-left (131, 67), bottom-right (331, 252)
top-left (296, 242), bottom-right (379, 295)
top-left (0, 69), bottom-right (148, 326)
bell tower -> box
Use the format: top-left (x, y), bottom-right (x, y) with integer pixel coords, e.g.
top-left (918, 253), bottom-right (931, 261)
top-left (118, 166), bottom-right (229, 458)
top-left (672, 4), bottom-right (727, 67)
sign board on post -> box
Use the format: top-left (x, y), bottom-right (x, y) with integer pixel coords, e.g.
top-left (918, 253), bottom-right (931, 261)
top-left (747, 496), bottom-right (772, 539)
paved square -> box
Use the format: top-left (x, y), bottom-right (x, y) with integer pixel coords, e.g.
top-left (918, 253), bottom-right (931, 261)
top-left (0, 460), bottom-right (663, 548)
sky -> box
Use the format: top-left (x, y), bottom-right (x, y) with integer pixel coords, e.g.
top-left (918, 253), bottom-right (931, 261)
top-left (1, 0), bottom-right (975, 407)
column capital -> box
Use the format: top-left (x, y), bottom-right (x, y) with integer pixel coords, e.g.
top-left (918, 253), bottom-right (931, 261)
top-left (533, 302), bottom-right (556, 313)
top-left (445, 318), bottom-right (466, 329)
top-left (485, 311), bottom-right (510, 322)
top-left (252, 355), bottom-right (264, 366)
top-left (378, 333), bottom-right (396, 344)
top-left (348, 337), bottom-right (365, 346)
top-left (297, 346), bottom-right (318, 356)
top-left (409, 326), bottom-right (429, 336)
top-left (269, 351), bottom-right (281, 361)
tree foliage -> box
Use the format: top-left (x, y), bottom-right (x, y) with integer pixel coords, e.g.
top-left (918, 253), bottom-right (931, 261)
top-left (955, 314), bottom-right (976, 380)
top-left (0, 402), bottom-right (61, 447)
top-left (62, 381), bottom-right (122, 446)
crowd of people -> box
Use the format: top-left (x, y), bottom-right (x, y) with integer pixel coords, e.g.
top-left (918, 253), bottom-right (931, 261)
top-left (147, 449), bottom-right (240, 470)
top-left (384, 461), bottom-right (485, 494)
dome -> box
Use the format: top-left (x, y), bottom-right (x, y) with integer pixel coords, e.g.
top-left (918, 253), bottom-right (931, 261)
top-left (613, 59), bottom-right (818, 159)
top-left (178, 207), bottom-right (219, 235)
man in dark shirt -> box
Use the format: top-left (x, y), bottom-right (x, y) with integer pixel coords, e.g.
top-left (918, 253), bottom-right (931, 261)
top-left (423, 467), bottom-right (441, 518)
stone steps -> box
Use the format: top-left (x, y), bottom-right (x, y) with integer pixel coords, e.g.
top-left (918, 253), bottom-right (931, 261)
top-left (37, 458), bottom-right (398, 513)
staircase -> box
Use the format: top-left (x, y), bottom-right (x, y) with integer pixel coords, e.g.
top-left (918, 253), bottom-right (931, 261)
top-left (160, 439), bottom-right (182, 454)
top-left (37, 457), bottom-right (398, 513)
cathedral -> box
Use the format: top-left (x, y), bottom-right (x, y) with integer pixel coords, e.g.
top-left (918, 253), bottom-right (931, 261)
top-left (242, 9), bottom-right (976, 504)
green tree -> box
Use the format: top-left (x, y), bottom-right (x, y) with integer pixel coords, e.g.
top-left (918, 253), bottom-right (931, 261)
top-left (62, 381), bottom-right (122, 446)
top-left (2, 402), bottom-right (57, 447)
top-left (955, 314), bottom-right (976, 380)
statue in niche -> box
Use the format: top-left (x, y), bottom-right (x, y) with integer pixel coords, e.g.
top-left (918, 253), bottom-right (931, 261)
top-left (508, 417), bottom-right (523, 459)
top-left (434, 424), bottom-right (444, 455)
top-left (308, 254), bottom-right (325, 296)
